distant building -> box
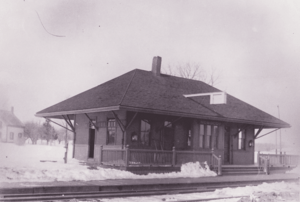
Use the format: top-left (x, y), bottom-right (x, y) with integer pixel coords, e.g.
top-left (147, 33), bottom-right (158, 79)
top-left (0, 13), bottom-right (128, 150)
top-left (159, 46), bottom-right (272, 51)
top-left (0, 107), bottom-right (24, 143)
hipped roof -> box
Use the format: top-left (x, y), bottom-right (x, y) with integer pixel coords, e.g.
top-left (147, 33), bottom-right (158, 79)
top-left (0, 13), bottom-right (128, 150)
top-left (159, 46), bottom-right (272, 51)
top-left (36, 69), bottom-right (290, 128)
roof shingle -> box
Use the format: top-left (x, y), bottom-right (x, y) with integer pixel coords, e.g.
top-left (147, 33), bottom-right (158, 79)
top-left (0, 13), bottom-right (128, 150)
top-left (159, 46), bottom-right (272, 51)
top-left (36, 69), bottom-right (289, 128)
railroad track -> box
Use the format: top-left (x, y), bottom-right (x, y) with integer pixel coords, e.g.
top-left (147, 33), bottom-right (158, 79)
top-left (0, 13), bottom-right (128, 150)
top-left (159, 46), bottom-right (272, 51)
top-left (0, 182), bottom-right (266, 201)
top-left (1, 178), bottom-right (298, 201)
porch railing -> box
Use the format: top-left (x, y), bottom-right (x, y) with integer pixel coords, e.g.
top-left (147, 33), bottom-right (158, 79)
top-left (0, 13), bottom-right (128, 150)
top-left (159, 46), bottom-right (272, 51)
top-left (211, 153), bottom-right (222, 176)
top-left (99, 145), bottom-right (222, 175)
top-left (257, 151), bottom-right (300, 167)
top-left (258, 155), bottom-right (270, 175)
top-left (100, 146), bottom-right (126, 166)
top-left (129, 148), bottom-right (173, 166)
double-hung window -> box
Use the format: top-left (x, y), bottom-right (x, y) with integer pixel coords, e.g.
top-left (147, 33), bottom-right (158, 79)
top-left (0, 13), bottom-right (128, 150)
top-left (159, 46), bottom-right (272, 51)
top-left (205, 125), bottom-right (212, 149)
top-left (238, 129), bottom-right (246, 150)
top-left (199, 124), bottom-right (205, 148)
top-left (107, 119), bottom-right (116, 145)
top-left (213, 126), bottom-right (219, 148)
top-left (199, 124), bottom-right (219, 149)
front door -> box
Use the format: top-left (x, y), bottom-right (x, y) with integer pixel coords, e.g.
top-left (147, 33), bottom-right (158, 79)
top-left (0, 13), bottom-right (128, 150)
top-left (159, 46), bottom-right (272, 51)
top-left (163, 127), bottom-right (174, 150)
top-left (88, 128), bottom-right (95, 158)
top-left (224, 126), bottom-right (232, 164)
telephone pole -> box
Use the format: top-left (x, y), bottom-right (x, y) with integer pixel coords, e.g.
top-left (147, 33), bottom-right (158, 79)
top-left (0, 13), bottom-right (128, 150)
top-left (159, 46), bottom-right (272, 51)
top-left (277, 105), bottom-right (282, 153)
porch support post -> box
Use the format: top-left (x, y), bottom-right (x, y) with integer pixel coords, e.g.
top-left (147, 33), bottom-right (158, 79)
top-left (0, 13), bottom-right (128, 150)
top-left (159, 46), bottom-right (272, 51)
top-left (265, 158), bottom-right (270, 175)
top-left (72, 115), bottom-right (77, 158)
top-left (218, 155), bottom-right (222, 176)
top-left (172, 146), bottom-right (176, 166)
top-left (99, 145), bottom-right (103, 164)
top-left (257, 151), bottom-right (261, 167)
top-left (125, 145), bottom-right (130, 167)
top-left (111, 111), bottom-right (126, 149)
top-left (84, 113), bottom-right (98, 130)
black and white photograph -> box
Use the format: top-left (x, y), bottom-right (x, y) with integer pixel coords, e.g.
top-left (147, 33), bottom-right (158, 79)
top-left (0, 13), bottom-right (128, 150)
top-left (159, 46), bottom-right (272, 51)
top-left (0, 1), bottom-right (299, 201)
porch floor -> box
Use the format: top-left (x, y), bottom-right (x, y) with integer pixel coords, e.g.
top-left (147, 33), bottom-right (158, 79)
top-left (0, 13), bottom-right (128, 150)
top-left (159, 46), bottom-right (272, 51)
top-left (222, 164), bottom-right (259, 168)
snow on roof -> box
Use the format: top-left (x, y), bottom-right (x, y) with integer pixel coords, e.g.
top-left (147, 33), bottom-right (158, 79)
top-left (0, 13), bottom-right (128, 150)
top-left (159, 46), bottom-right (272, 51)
top-left (0, 109), bottom-right (23, 127)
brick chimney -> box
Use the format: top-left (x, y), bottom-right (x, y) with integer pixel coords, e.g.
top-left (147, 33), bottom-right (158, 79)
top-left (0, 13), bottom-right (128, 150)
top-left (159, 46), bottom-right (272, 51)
top-left (152, 56), bottom-right (162, 76)
top-left (11, 106), bottom-right (14, 114)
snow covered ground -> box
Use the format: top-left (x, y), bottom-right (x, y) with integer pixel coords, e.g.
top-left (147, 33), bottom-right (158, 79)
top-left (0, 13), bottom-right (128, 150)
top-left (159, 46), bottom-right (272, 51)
top-left (1, 142), bottom-right (299, 202)
top-left (0, 142), bottom-right (216, 183)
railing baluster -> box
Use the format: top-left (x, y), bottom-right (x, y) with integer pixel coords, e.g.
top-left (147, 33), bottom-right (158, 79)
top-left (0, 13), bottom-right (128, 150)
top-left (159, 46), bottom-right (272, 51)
top-left (99, 145), bottom-right (103, 164)
top-left (172, 147), bottom-right (176, 166)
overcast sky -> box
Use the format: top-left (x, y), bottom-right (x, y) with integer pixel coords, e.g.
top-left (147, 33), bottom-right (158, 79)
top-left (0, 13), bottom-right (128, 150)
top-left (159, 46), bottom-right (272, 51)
top-left (0, 0), bottom-right (299, 147)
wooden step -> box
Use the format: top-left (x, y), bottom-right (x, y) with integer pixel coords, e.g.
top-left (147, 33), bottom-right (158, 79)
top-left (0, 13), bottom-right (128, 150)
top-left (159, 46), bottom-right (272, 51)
top-left (221, 166), bottom-right (266, 176)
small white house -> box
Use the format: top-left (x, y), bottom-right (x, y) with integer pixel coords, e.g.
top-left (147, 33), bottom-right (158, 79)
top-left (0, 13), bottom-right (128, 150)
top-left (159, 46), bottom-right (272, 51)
top-left (0, 107), bottom-right (24, 143)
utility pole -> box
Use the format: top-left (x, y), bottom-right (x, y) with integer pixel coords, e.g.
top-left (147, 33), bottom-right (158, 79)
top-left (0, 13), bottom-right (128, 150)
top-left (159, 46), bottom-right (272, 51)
top-left (275, 130), bottom-right (277, 155)
top-left (277, 105), bottom-right (282, 154)
top-left (64, 121), bottom-right (69, 164)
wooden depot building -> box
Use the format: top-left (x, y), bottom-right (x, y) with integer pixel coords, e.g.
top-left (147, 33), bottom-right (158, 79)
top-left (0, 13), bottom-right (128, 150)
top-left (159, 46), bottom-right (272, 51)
top-left (36, 56), bottom-right (291, 174)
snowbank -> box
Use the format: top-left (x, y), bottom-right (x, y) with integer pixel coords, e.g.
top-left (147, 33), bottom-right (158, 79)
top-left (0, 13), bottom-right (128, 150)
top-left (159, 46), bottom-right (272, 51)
top-left (287, 166), bottom-right (300, 175)
top-left (0, 142), bottom-right (216, 182)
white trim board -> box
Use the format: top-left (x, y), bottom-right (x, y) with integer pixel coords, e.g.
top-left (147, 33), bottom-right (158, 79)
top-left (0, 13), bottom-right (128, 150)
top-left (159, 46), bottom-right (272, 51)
top-left (183, 92), bottom-right (227, 104)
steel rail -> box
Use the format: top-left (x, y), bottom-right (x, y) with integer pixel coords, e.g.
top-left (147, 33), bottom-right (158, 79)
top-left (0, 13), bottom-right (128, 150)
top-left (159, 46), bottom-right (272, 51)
top-left (0, 189), bottom-right (246, 202)
top-left (1, 179), bottom-right (298, 201)
top-left (0, 183), bottom-right (258, 201)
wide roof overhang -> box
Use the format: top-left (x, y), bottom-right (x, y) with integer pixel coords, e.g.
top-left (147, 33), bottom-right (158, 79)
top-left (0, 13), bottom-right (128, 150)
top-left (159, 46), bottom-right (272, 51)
top-left (35, 105), bottom-right (290, 129)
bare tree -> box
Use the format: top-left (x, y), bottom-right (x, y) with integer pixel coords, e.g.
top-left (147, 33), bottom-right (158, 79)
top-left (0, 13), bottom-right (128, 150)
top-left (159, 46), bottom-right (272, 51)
top-left (24, 121), bottom-right (43, 144)
top-left (164, 63), bottom-right (221, 86)
top-left (42, 120), bottom-right (57, 145)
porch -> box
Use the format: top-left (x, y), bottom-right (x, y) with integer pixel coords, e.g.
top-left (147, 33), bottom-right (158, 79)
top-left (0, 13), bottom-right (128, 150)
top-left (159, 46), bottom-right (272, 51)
top-left (257, 151), bottom-right (300, 174)
top-left (98, 146), bottom-right (222, 175)
top-left (95, 147), bottom-right (299, 176)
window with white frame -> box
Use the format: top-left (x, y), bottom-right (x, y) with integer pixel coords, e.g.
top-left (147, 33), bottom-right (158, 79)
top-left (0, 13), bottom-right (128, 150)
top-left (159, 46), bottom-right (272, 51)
top-left (199, 124), bottom-right (219, 149)
top-left (199, 124), bottom-right (205, 148)
top-left (238, 129), bottom-right (246, 150)
top-left (213, 126), bottom-right (219, 148)
top-left (107, 119), bottom-right (116, 145)
top-left (205, 125), bottom-right (212, 149)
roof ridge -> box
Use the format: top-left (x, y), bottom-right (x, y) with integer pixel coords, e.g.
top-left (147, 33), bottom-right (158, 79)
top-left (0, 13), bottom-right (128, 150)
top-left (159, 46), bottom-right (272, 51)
top-left (119, 69), bottom-right (137, 105)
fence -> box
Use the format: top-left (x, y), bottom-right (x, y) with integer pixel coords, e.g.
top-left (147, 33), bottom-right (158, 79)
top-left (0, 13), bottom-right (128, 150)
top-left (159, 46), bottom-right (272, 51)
top-left (257, 151), bottom-right (300, 167)
top-left (99, 145), bottom-right (222, 175)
